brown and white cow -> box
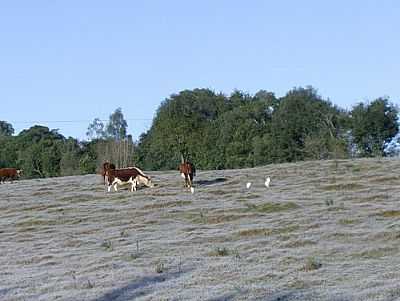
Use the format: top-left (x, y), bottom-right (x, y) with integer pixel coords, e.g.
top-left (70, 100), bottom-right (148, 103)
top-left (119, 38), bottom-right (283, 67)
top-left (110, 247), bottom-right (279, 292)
top-left (0, 168), bottom-right (22, 183)
top-left (101, 162), bottom-right (116, 185)
top-left (105, 167), bottom-right (154, 192)
top-left (179, 161), bottom-right (196, 188)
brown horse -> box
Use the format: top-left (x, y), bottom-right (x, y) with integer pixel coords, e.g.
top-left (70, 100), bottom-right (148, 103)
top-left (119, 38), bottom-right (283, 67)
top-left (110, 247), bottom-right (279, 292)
top-left (179, 161), bottom-right (196, 188)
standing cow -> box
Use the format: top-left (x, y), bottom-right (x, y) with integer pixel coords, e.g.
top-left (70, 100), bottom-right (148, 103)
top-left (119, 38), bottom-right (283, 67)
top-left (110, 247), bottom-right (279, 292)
top-left (101, 162), bottom-right (116, 185)
top-left (105, 167), bottom-right (154, 192)
top-left (179, 161), bottom-right (196, 188)
top-left (0, 168), bottom-right (22, 183)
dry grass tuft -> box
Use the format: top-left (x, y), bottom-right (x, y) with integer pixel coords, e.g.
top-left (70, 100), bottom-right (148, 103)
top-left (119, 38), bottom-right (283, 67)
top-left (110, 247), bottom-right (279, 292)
top-left (352, 247), bottom-right (397, 259)
top-left (320, 182), bottom-right (364, 191)
top-left (238, 225), bottom-right (299, 238)
top-left (208, 247), bottom-right (230, 257)
top-left (302, 257), bottom-right (322, 272)
top-left (338, 218), bottom-right (360, 225)
top-left (142, 200), bottom-right (192, 210)
top-left (244, 202), bottom-right (299, 213)
top-left (376, 210), bottom-right (400, 218)
top-left (238, 228), bottom-right (273, 237)
top-left (283, 239), bottom-right (316, 248)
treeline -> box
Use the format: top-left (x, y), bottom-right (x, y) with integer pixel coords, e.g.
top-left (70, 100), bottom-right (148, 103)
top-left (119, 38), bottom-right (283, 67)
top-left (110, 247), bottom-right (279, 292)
top-left (135, 87), bottom-right (398, 170)
top-left (0, 108), bottom-right (134, 178)
top-left (0, 86), bottom-right (398, 178)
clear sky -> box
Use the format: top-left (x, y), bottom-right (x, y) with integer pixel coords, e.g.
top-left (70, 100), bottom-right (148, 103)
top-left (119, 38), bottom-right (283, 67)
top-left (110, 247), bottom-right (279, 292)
top-left (1, 1), bottom-right (399, 141)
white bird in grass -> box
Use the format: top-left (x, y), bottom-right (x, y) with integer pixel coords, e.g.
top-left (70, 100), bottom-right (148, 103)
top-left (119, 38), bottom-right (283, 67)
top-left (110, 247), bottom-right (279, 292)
top-left (190, 187), bottom-right (195, 194)
top-left (246, 182), bottom-right (252, 189)
top-left (265, 177), bottom-right (271, 188)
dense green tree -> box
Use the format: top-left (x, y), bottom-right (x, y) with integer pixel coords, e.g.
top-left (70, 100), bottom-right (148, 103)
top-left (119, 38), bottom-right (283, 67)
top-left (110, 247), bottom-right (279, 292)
top-left (0, 135), bottom-right (17, 168)
top-left (266, 87), bottom-right (348, 162)
top-left (60, 138), bottom-right (82, 176)
top-left (0, 121), bottom-right (14, 136)
top-left (0, 87), bottom-right (397, 178)
top-left (350, 98), bottom-right (398, 156)
top-left (136, 89), bottom-right (229, 169)
top-left (16, 126), bottom-right (65, 177)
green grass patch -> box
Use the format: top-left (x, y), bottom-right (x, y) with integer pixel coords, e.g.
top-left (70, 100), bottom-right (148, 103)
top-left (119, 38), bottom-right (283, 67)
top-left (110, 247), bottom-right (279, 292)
top-left (238, 225), bottom-right (299, 237)
top-left (142, 200), bottom-right (192, 210)
top-left (338, 218), bottom-right (360, 225)
top-left (283, 239), bottom-right (316, 248)
top-left (238, 228), bottom-right (273, 237)
top-left (320, 182), bottom-right (364, 191)
top-left (208, 247), bottom-right (230, 257)
top-left (376, 210), bottom-right (400, 218)
top-left (352, 247), bottom-right (397, 259)
top-left (244, 202), bottom-right (299, 213)
top-left (371, 176), bottom-right (400, 183)
top-left (355, 194), bottom-right (390, 203)
top-left (16, 218), bottom-right (58, 228)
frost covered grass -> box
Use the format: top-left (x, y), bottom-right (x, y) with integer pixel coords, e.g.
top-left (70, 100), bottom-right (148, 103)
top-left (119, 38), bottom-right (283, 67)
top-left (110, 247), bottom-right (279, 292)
top-left (2, 158), bottom-right (400, 300)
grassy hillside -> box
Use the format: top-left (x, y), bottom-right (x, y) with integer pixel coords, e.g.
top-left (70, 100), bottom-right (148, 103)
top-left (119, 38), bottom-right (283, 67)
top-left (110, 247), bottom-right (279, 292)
top-left (2, 158), bottom-right (400, 301)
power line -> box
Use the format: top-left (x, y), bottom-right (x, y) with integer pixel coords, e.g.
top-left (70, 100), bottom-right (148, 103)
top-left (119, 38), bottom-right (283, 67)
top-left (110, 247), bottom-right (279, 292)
top-left (8, 118), bottom-right (153, 124)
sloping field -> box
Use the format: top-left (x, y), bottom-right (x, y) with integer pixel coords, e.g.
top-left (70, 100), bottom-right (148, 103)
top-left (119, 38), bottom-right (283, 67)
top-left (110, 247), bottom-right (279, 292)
top-left (2, 158), bottom-right (400, 301)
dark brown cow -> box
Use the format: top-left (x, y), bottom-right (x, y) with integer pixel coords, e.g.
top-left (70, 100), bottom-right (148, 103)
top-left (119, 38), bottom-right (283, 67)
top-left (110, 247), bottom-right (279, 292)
top-left (101, 162), bottom-right (116, 184)
top-left (0, 168), bottom-right (22, 183)
top-left (179, 162), bottom-right (196, 188)
top-left (105, 167), bottom-right (154, 192)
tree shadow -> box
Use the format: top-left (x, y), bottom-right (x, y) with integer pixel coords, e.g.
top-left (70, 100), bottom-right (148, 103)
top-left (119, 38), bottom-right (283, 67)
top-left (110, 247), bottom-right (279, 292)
top-left (264, 290), bottom-right (353, 301)
top-left (0, 287), bottom-right (15, 298)
top-left (196, 177), bottom-right (227, 187)
top-left (207, 293), bottom-right (237, 301)
top-left (90, 269), bottom-right (191, 301)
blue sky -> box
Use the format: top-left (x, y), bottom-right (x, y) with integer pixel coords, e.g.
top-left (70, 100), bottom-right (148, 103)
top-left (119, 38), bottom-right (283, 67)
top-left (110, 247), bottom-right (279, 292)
top-left (1, 1), bottom-right (399, 141)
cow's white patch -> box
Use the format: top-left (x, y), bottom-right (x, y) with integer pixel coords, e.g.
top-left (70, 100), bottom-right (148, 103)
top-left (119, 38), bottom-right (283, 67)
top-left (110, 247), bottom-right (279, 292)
top-left (136, 175), bottom-right (154, 188)
top-left (181, 173), bottom-right (186, 179)
top-left (108, 176), bottom-right (139, 192)
top-left (265, 177), bottom-right (271, 188)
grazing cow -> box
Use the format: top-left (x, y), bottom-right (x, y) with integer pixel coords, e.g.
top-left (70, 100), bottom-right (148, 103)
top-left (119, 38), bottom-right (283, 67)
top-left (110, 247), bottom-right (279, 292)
top-left (131, 167), bottom-right (155, 189)
top-left (105, 167), bottom-right (154, 192)
top-left (101, 162), bottom-right (116, 184)
top-left (179, 161), bottom-right (196, 188)
top-left (0, 168), bottom-right (22, 183)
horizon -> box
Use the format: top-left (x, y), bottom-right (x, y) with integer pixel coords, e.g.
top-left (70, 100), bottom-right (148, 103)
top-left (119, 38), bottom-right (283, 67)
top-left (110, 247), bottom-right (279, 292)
top-left (1, 1), bottom-right (399, 140)
top-left (4, 86), bottom-right (398, 142)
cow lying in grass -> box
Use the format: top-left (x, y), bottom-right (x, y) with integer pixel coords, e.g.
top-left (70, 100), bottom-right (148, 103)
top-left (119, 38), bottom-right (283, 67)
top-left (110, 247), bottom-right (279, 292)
top-left (0, 168), bottom-right (22, 183)
top-left (179, 161), bottom-right (196, 188)
top-left (105, 167), bottom-right (154, 192)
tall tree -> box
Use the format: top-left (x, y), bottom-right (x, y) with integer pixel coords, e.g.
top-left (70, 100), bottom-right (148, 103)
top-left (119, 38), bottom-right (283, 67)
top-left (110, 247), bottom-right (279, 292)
top-left (16, 126), bottom-right (65, 177)
top-left (106, 108), bottom-right (128, 140)
top-left (268, 87), bottom-right (347, 162)
top-left (135, 89), bottom-right (229, 169)
top-left (351, 98), bottom-right (398, 156)
top-left (86, 118), bottom-right (105, 140)
top-left (0, 121), bottom-right (14, 136)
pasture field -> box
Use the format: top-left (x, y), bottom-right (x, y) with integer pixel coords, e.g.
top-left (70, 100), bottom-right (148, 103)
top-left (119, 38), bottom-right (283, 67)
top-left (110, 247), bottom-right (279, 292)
top-left (2, 158), bottom-right (400, 301)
